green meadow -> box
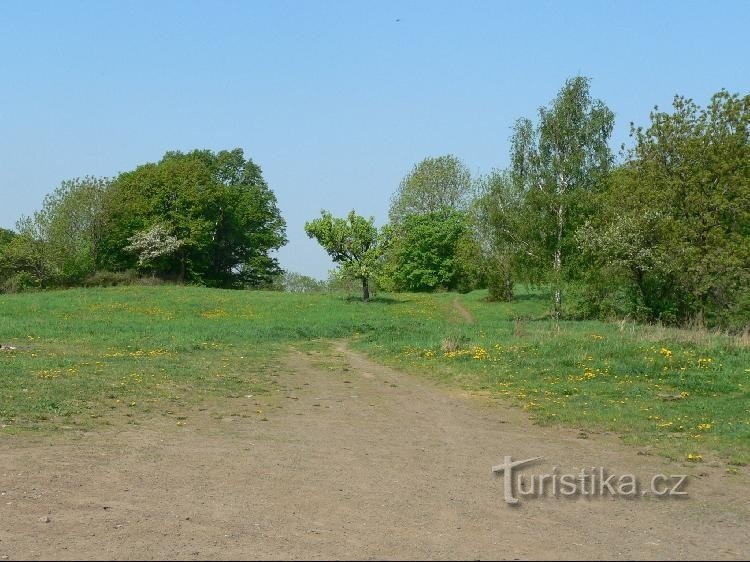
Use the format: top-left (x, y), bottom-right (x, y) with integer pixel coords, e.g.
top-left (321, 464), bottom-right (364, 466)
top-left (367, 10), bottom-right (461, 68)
top-left (0, 286), bottom-right (747, 466)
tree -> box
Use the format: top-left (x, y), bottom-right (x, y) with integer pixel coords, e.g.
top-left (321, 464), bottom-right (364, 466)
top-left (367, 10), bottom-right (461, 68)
top-left (383, 155), bottom-right (479, 293)
top-left (582, 90), bottom-right (749, 328)
top-left (384, 210), bottom-right (468, 292)
top-left (472, 170), bottom-right (525, 301)
top-left (389, 155), bottom-right (473, 224)
top-left (631, 90), bottom-right (749, 328)
top-left (0, 227), bottom-right (15, 249)
top-left (510, 76), bottom-right (614, 318)
top-left (304, 211), bottom-right (382, 301)
top-left (100, 148), bottom-right (286, 287)
top-left (9, 177), bottom-right (111, 286)
top-left (278, 271), bottom-right (326, 293)
top-left (0, 232), bottom-right (47, 291)
top-left (124, 224), bottom-right (184, 277)
top-left (574, 202), bottom-right (674, 321)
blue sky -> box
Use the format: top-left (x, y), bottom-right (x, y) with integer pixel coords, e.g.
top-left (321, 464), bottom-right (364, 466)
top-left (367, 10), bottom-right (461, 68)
top-left (1, 0), bottom-right (748, 279)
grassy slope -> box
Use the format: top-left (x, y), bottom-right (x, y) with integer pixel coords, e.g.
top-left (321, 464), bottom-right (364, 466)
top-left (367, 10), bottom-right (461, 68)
top-left (0, 286), bottom-right (747, 465)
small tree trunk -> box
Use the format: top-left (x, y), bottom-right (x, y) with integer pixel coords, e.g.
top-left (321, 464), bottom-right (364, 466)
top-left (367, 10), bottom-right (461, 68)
top-left (362, 277), bottom-right (370, 302)
top-left (553, 202), bottom-right (564, 320)
top-left (179, 252), bottom-right (186, 282)
top-left (504, 274), bottom-right (514, 301)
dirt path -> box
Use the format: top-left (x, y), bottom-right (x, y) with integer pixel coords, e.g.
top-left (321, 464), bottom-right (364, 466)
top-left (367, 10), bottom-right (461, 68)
top-left (1, 341), bottom-right (748, 560)
top-left (452, 299), bottom-right (475, 324)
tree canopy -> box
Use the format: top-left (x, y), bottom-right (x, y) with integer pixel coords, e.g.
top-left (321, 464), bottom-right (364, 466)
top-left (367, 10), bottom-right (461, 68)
top-left (304, 210), bottom-right (382, 301)
top-left (388, 155), bottom-right (473, 224)
top-left (576, 90), bottom-right (750, 327)
top-left (510, 76), bottom-right (614, 317)
top-left (383, 210), bottom-right (468, 292)
top-left (100, 148), bottom-right (286, 287)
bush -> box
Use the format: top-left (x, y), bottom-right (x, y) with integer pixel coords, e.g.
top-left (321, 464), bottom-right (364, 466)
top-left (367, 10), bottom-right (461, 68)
top-left (486, 269), bottom-right (513, 302)
top-left (1, 272), bottom-right (41, 294)
top-left (279, 271), bottom-right (326, 293)
top-left (82, 270), bottom-right (139, 287)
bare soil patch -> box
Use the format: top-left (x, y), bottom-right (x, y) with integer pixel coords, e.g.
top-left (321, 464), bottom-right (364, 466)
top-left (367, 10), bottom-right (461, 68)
top-left (0, 341), bottom-right (747, 560)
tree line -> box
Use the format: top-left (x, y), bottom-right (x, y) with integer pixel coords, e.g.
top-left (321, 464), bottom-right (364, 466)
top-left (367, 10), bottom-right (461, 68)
top-left (1, 78), bottom-right (747, 330)
top-left (0, 149), bottom-right (287, 291)
top-left (305, 78), bottom-right (749, 330)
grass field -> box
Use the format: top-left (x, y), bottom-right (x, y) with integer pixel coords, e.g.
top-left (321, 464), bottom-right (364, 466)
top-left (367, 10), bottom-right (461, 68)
top-left (0, 285), bottom-right (747, 465)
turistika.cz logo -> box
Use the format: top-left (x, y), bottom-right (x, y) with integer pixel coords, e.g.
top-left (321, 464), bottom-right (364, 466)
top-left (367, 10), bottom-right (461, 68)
top-left (492, 456), bottom-right (689, 505)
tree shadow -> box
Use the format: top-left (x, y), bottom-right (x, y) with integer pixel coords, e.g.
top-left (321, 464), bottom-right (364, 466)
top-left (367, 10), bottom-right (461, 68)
top-left (342, 295), bottom-right (409, 305)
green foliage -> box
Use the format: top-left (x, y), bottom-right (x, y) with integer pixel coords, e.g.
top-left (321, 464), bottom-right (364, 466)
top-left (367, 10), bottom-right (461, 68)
top-left (510, 76), bottom-right (614, 317)
top-left (7, 177), bottom-right (111, 287)
top-left (0, 233), bottom-right (50, 289)
top-left (384, 210), bottom-right (469, 292)
top-left (453, 230), bottom-right (488, 294)
top-left (279, 271), bottom-right (327, 293)
top-left (0, 228), bottom-right (19, 289)
top-left (304, 210), bottom-right (383, 301)
top-left (100, 148), bottom-right (286, 287)
top-left (383, 155), bottom-right (484, 294)
top-left (388, 155), bottom-right (473, 224)
top-left (1, 271), bottom-right (41, 294)
top-left (628, 91), bottom-right (749, 328)
top-left (472, 170), bottom-right (525, 301)
top-left (81, 270), bottom-right (141, 288)
top-left (0, 227), bottom-right (15, 249)
top-left (574, 91), bottom-right (750, 329)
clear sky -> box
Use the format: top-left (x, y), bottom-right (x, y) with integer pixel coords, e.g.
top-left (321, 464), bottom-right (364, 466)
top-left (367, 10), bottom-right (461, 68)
top-left (1, 0), bottom-right (748, 279)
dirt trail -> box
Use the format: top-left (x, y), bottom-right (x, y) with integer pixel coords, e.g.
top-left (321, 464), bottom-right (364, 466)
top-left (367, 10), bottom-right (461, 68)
top-left (452, 299), bottom-right (475, 324)
top-left (0, 341), bottom-right (748, 560)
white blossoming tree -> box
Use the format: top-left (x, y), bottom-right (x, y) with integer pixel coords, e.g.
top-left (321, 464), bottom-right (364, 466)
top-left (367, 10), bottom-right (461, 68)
top-left (124, 224), bottom-right (183, 277)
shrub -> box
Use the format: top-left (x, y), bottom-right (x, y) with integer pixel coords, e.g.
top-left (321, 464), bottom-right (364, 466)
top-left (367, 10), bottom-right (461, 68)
top-left (82, 270), bottom-right (139, 287)
top-left (1, 272), bottom-right (41, 294)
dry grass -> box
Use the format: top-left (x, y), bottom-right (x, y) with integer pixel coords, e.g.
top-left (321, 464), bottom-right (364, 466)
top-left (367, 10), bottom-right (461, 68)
top-left (440, 338), bottom-right (460, 353)
top-left (609, 317), bottom-right (749, 349)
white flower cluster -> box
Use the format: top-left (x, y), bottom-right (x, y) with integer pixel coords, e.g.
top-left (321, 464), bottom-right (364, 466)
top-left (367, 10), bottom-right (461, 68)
top-left (124, 224), bottom-right (183, 267)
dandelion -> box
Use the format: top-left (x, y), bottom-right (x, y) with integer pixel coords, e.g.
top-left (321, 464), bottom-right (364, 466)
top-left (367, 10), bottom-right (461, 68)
top-left (659, 347), bottom-right (673, 358)
top-left (472, 346), bottom-right (488, 360)
top-left (201, 309), bottom-right (228, 319)
top-left (687, 453), bottom-right (703, 462)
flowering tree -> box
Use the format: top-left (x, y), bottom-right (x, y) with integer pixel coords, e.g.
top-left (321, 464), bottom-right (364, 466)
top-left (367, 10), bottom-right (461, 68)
top-left (124, 224), bottom-right (183, 276)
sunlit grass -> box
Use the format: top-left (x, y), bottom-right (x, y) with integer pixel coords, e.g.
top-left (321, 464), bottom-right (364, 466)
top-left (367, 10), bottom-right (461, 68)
top-left (0, 285), bottom-right (747, 466)
top-left (353, 288), bottom-right (750, 465)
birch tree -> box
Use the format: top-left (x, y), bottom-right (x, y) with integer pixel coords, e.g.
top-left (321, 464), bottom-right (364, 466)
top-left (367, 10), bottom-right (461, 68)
top-left (510, 77), bottom-right (614, 318)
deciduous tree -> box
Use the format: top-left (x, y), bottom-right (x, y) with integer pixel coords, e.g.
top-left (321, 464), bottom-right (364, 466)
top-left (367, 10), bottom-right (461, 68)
top-left (389, 155), bottom-right (473, 224)
top-left (304, 211), bottom-right (382, 301)
top-left (510, 76), bottom-right (614, 318)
